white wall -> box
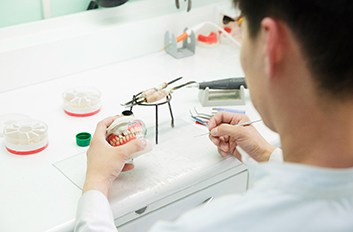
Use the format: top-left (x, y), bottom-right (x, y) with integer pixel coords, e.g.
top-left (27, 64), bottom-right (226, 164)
top-left (0, 0), bottom-right (234, 93)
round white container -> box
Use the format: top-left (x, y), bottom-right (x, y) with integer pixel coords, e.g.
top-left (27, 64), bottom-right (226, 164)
top-left (63, 87), bottom-right (102, 117)
top-left (3, 119), bottom-right (48, 155)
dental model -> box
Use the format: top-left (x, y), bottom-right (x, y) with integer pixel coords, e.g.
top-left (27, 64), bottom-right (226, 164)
top-left (107, 119), bottom-right (145, 146)
top-left (106, 111), bottom-right (151, 160)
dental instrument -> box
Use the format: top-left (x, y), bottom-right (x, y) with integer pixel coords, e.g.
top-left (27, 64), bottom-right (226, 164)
top-left (212, 107), bottom-right (245, 114)
top-left (194, 119), bottom-right (262, 137)
top-left (122, 77), bottom-right (187, 107)
top-left (189, 77), bottom-right (247, 90)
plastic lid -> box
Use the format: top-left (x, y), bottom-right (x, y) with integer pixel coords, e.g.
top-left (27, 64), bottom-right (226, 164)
top-left (76, 132), bottom-right (92, 147)
top-left (0, 114), bottom-right (30, 137)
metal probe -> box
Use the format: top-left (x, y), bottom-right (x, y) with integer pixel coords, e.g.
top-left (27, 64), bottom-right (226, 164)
top-left (194, 119), bottom-right (262, 137)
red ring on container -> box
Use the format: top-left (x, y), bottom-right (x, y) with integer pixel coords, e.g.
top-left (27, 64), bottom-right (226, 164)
top-left (5, 144), bottom-right (48, 155)
top-left (64, 108), bottom-right (101, 117)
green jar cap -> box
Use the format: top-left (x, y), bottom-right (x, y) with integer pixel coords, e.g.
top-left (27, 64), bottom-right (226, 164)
top-left (76, 132), bottom-right (92, 147)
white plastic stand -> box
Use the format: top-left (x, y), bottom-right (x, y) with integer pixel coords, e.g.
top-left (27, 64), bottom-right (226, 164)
top-left (164, 31), bottom-right (196, 59)
top-left (198, 85), bottom-right (246, 106)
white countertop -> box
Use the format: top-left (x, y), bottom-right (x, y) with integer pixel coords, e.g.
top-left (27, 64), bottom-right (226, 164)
top-left (0, 2), bottom-right (279, 231)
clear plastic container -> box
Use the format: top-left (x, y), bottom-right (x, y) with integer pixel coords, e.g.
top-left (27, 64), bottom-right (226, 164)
top-left (3, 119), bottom-right (48, 155)
top-left (106, 111), bottom-right (151, 161)
top-left (63, 87), bottom-right (102, 117)
top-left (0, 114), bottom-right (30, 137)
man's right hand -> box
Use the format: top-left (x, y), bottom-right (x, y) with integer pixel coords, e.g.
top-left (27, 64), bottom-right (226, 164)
top-left (208, 112), bottom-right (275, 162)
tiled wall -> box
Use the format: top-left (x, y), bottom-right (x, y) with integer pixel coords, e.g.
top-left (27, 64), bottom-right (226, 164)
top-left (0, 0), bottom-right (143, 28)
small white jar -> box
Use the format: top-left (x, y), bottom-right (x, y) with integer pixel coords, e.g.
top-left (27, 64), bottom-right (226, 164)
top-left (63, 87), bottom-right (102, 117)
top-left (3, 119), bottom-right (48, 155)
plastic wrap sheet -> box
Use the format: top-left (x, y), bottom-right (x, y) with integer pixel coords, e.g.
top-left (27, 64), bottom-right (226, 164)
top-left (53, 118), bottom-right (243, 214)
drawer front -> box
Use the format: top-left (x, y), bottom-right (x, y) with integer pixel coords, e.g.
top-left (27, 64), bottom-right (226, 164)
top-left (116, 170), bottom-right (248, 231)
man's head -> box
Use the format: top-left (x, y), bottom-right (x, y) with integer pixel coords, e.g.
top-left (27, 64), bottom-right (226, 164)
top-left (235, 0), bottom-right (353, 101)
top-left (234, 0), bottom-right (353, 134)
top-left (234, 0), bottom-right (353, 100)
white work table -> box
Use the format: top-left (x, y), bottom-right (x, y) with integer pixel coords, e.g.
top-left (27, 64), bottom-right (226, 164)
top-left (0, 2), bottom-right (279, 231)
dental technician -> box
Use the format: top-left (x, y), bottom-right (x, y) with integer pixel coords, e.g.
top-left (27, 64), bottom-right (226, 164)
top-left (75, 0), bottom-right (353, 231)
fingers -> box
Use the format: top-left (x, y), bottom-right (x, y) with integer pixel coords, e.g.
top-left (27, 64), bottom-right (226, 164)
top-left (208, 112), bottom-right (249, 130)
top-left (234, 149), bottom-right (242, 161)
top-left (212, 136), bottom-right (230, 157)
top-left (93, 116), bottom-right (117, 141)
top-left (216, 140), bottom-right (242, 160)
top-left (210, 123), bottom-right (245, 141)
top-left (208, 112), bottom-right (230, 130)
top-left (209, 116), bottom-right (250, 161)
top-left (117, 138), bottom-right (147, 160)
top-left (218, 147), bottom-right (228, 157)
top-left (122, 163), bottom-right (135, 172)
top-left (229, 139), bottom-right (237, 155)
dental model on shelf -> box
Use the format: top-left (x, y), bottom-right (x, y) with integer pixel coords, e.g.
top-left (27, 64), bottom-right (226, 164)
top-left (62, 87), bottom-right (102, 117)
top-left (3, 119), bottom-right (49, 155)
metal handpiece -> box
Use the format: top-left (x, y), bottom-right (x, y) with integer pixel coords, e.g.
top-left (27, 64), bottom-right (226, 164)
top-left (198, 77), bottom-right (247, 90)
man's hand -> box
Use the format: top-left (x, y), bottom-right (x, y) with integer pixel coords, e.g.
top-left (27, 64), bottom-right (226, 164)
top-left (83, 116), bottom-right (147, 196)
top-left (208, 112), bottom-right (275, 162)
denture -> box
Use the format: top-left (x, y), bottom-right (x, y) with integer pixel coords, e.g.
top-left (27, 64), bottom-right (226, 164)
top-left (106, 116), bottom-right (146, 147)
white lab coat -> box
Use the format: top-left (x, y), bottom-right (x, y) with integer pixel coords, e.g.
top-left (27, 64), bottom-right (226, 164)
top-left (75, 149), bottom-right (353, 232)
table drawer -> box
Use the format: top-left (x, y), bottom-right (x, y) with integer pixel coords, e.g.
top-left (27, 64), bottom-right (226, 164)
top-left (115, 170), bottom-right (248, 231)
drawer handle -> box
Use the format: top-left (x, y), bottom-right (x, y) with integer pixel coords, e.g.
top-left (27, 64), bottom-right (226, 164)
top-left (135, 206), bottom-right (148, 215)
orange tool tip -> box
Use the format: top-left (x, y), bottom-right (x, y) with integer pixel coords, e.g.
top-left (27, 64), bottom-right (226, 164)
top-left (176, 32), bottom-right (189, 43)
top-left (236, 16), bottom-right (244, 26)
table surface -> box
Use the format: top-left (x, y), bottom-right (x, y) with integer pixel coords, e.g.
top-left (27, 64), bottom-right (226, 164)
top-left (0, 40), bottom-right (279, 232)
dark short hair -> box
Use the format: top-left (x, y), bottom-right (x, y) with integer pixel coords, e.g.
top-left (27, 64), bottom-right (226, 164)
top-left (234, 0), bottom-right (353, 101)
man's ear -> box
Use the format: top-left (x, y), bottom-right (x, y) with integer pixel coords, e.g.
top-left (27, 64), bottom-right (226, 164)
top-left (261, 17), bottom-right (284, 78)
